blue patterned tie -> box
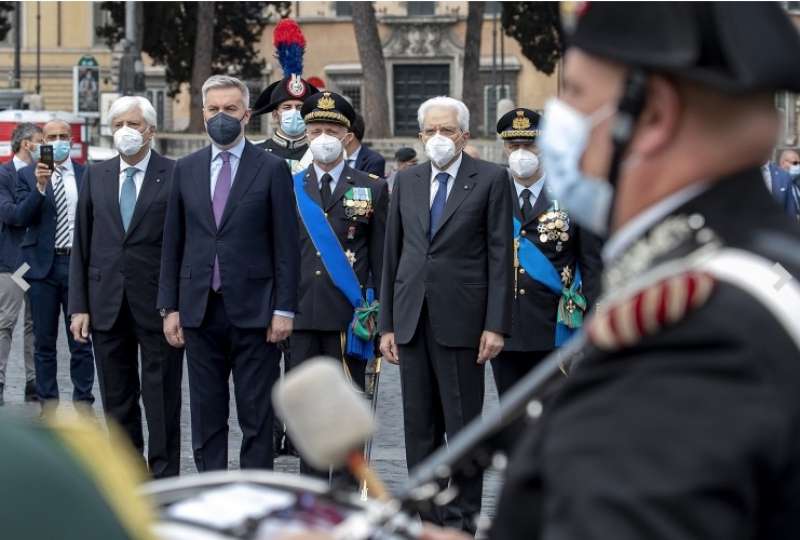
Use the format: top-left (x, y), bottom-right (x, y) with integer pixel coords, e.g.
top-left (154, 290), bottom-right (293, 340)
top-left (120, 167), bottom-right (137, 232)
top-left (429, 172), bottom-right (449, 241)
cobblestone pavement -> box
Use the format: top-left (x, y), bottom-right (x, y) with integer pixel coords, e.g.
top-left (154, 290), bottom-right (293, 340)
top-left (1, 314), bottom-right (505, 520)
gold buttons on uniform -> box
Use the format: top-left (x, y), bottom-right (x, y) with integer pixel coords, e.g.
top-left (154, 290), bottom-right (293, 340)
top-left (315, 270), bottom-right (322, 276)
top-left (521, 230), bottom-right (527, 236)
top-left (519, 289), bottom-right (526, 295)
top-left (316, 251), bottom-right (321, 257)
top-left (519, 268), bottom-right (525, 275)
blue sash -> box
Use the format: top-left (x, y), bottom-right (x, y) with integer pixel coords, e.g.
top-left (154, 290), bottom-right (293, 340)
top-left (292, 170), bottom-right (374, 361)
top-left (513, 217), bottom-right (582, 346)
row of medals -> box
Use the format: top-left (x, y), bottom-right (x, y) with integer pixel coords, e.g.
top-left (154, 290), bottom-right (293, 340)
top-left (344, 199), bottom-right (372, 219)
top-left (537, 210), bottom-right (570, 252)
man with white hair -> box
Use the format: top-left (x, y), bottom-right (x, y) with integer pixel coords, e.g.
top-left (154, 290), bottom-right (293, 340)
top-left (379, 96), bottom-right (513, 533)
top-left (15, 119), bottom-right (94, 410)
top-left (158, 75), bottom-right (299, 471)
top-left (68, 96), bottom-right (183, 477)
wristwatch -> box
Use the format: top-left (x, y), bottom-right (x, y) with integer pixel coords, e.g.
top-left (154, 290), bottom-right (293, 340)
top-left (159, 308), bottom-right (176, 318)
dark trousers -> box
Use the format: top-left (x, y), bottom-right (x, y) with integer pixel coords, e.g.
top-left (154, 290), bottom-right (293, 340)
top-left (28, 255), bottom-right (94, 403)
top-left (290, 329), bottom-right (366, 478)
top-left (491, 350), bottom-right (551, 396)
top-left (183, 291), bottom-right (280, 471)
top-left (92, 295), bottom-right (183, 478)
top-left (397, 304), bottom-right (485, 535)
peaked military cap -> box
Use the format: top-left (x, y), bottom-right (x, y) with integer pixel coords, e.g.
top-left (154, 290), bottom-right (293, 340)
top-left (253, 76), bottom-right (320, 116)
top-left (562, 1), bottom-right (800, 93)
top-left (496, 108), bottom-right (541, 141)
top-left (301, 91), bottom-right (355, 128)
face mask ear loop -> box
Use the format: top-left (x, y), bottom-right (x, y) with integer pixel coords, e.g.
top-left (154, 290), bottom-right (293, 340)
top-left (606, 68), bottom-right (649, 230)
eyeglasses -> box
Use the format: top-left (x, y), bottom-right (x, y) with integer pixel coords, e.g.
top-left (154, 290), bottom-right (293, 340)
top-left (420, 126), bottom-right (461, 138)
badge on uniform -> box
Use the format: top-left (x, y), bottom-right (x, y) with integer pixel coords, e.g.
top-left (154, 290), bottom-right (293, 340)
top-left (343, 187), bottom-right (373, 220)
top-left (537, 202), bottom-right (570, 252)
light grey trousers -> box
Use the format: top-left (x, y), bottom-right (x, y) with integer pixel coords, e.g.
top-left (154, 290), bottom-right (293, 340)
top-left (0, 273), bottom-right (35, 385)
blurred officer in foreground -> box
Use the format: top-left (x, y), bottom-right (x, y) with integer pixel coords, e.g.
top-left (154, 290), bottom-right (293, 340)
top-left (0, 123), bottom-right (41, 404)
top-left (419, 2), bottom-right (800, 539)
top-left (491, 108), bottom-right (601, 397)
top-left (291, 92), bottom-right (387, 476)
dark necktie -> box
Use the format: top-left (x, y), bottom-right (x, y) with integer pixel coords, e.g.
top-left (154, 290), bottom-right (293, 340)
top-left (320, 173), bottom-right (333, 208)
top-left (429, 172), bottom-right (449, 240)
top-left (521, 188), bottom-right (534, 221)
top-left (53, 166), bottom-right (71, 249)
top-left (211, 151), bottom-right (231, 291)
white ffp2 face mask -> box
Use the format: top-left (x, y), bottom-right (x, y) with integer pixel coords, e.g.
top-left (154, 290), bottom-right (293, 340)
top-left (425, 134), bottom-right (457, 168)
top-left (508, 149), bottom-right (540, 179)
top-left (113, 126), bottom-right (146, 157)
top-left (309, 133), bottom-right (344, 164)
top-left (539, 98), bottom-right (616, 236)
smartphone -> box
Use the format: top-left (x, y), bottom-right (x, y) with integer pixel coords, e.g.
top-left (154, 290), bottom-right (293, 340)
top-left (39, 144), bottom-right (54, 171)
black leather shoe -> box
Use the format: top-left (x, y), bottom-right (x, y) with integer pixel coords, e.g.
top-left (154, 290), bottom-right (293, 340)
top-left (24, 380), bottom-right (37, 402)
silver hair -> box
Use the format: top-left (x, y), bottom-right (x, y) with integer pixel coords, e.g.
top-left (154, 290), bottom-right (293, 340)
top-left (108, 95), bottom-right (158, 128)
top-left (417, 96), bottom-right (470, 132)
top-left (201, 75), bottom-right (250, 108)
top-left (11, 122), bottom-right (42, 154)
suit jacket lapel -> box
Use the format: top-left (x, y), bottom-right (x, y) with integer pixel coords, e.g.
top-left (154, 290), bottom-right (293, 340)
top-left (508, 172), bottom-right (524, 223)
top-left (431, 155), bottom-right (478, 240)
top-left (304, 167), bottom-right (322, 206)
top-left (326, 164), bottom-right (356, 212)
top-left (218, 141), bottom-right (260, 230)
top-left (415, 163), bottom-right (431, 234)
top-left (102, 156), bottom-right (125, 236)
top-left (529, 186), bottom-right (551, 226)
top-left (124, 152), bottom-right (168, 239)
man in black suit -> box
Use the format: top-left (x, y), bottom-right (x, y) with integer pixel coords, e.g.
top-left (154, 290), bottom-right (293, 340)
top-left (491, 108), bottom-right (602, 396)
top-left (16, 120), bottom-right (94, 410)
top-left (379, 96), bottom-right (513, 534)
top-left (158, 75), bottom-right (299, 471)
top-left (292, 91), bottom-right (388, 476)
top-left (68, 96), bottom-right (183, 478)
top-left (345, 114), bottom-right (386, 178)
top-left (0, 123), bottom-right (41, 404)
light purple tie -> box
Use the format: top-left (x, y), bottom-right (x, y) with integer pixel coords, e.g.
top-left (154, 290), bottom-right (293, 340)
top-left (211, 151), bottom-right (232, 291)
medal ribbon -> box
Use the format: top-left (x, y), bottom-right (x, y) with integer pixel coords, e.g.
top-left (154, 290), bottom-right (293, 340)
top-left (293, 169), bottom-right (378, 361)
top-left (513, 216), bottom-right (585, 346)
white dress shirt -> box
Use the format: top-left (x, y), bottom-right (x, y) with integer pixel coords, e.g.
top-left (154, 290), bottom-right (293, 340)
top-left (39, 158), bottom-right (79, 248)
top-left (513, 175), bottom-right (546, 209)
top-left (314, 159), bottom-right (346, 192)
top-left (118, 150), bottom-right (151, 200)
top-left (209, 136), bottom-right (246, 196)
top-left (429, 152), bottom-right (463, 208)
top-left (602, 182), bottom-right (709, 264)
top-left (12, 155), bottom-right (28, 171)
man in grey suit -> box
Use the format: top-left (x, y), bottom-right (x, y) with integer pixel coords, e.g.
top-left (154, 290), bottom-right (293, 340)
top-left (379, 96), bottom-right (513, 535)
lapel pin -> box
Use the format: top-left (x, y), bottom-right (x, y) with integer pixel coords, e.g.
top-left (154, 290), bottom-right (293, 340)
top-left (156, 178), bottom-right (161, 183)
top-left (464, 185), bottom-right (470, 190)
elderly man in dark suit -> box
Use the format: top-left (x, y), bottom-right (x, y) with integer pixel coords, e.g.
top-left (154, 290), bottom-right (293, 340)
top-left (344, 114), bottom-right (386, 178)
top-left (68, 96), bottom-right (183, 477)
top-left (158, 75), bottom-right (299, 471)
top-left (379, 96), bottom-right (513, 534)
top-left (0, 122), bottom-right (42, 404)
top-left (16, 119), bottom-right (94, 410)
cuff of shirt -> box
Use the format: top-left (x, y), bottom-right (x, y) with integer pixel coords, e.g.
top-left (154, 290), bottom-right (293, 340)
top-left (273, 310), bottom-right (294, 319)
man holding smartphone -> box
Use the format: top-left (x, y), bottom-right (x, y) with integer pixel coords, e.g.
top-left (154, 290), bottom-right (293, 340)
top-left (15, 119), bottom-right (94, 412)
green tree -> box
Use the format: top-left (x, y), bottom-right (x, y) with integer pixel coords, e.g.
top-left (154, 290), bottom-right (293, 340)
top-left (97, 1), bottom-right (289, 130)
top-left (501, 2), bottom-right (563, 75)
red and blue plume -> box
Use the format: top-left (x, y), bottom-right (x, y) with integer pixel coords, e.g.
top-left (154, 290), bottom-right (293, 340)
top-left (273, 19), bottom-right (306, 78)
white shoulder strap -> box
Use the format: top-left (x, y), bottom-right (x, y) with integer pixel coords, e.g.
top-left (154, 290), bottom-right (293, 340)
top-left (699, 248), bottom-right (800, 351)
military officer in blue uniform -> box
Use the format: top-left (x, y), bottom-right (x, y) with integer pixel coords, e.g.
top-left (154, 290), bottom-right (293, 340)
top-left (491, 108), bottom-right (602, 396)
top-left (292, 91), bottom-right (388, 477)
